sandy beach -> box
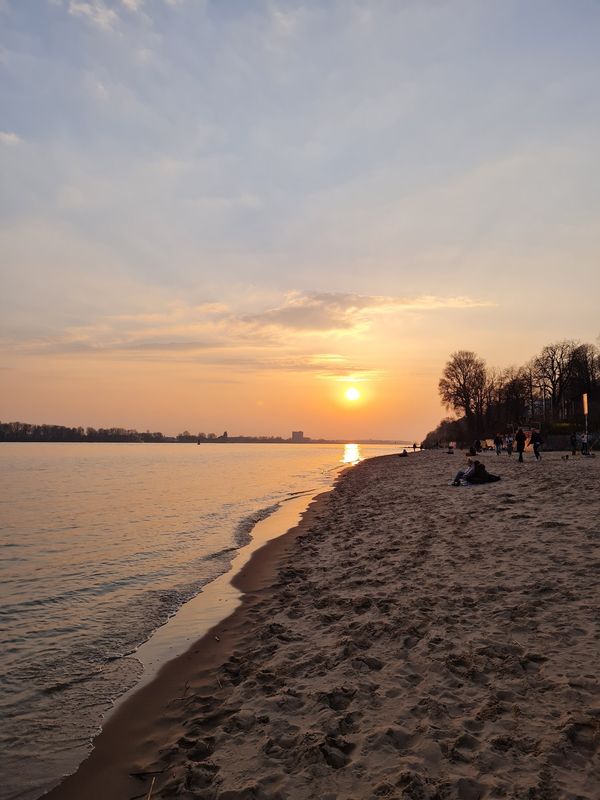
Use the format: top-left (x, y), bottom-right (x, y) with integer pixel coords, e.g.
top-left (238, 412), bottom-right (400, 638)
top-left (46, 450), bottom-right (600, 800)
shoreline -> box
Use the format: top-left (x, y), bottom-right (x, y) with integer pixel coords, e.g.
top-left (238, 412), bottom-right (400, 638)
top-left (45, 450), bottom-right (600, 799)
top-left (107, 489), bottom-right (327, 716)
top-left (42, 484), bottom-right (335, 800)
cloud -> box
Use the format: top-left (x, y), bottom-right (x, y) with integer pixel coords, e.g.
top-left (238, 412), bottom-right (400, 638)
top-left (68, 0), bottom-right (119, 30)
top-left (0, 131), bottom-right (22, 145)
top-left (244, 291), bottom-right (493, 332)
top-left (121, 0), bottom-right (143, 10)
top-left (4, 290), bottom-right (492, 364)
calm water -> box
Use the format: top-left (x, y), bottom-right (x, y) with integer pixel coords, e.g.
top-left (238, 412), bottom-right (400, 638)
top-left (0, 442), bottom-right (406, 799)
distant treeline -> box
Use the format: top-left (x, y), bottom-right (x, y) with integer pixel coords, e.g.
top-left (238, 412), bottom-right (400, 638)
top-left (423, 339), bottom-right (599, 448)
top-left (0, 422), bottom-right (398, 445)
top-left (0, 423), bottom-right (284, 443)
top-left (0, 422), bottom-right (176, 443)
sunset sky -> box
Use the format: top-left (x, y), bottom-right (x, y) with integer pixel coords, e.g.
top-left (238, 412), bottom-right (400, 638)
top-left (1, 0), bottom-right (599, 439)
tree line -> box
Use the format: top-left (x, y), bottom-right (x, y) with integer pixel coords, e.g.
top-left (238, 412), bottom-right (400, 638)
top-left (0, 422), bottom-right (174, 443)
top-left (0, 424), bottom-right (294, 444)
top-left (424, 339), bottom-right (599, 447)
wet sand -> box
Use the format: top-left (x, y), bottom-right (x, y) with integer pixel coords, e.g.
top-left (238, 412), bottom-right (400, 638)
top-left (45, 451), bottom-right (600, 799)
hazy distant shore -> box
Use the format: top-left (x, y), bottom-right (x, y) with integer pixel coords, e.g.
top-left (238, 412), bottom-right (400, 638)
top-left (45, 451), bottom-right (600, 799)
top-left (0, 420), bottom-right (405, 445)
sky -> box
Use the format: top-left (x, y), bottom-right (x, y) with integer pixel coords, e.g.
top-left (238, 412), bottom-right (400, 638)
top-left (1, 0), bottom-right (599, 440)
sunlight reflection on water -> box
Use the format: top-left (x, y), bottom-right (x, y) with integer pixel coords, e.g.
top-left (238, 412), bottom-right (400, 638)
top-left (342, 443), bottom-right (361, 464)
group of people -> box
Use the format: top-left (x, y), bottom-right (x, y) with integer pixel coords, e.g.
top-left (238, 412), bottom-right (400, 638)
top-left (571, 431), bottom-right (590, 456)
top-left (451, 427), bottom-right (594, 486)
top-left (473, 429), bottom-right (543, 462)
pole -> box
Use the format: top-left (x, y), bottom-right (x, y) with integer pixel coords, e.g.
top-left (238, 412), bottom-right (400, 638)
top-left (583, 393), bottom-right (589, 454)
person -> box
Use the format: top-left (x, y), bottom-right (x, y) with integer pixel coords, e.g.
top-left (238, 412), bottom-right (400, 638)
top-left (581, 432), bottom-right (589, 456)
top-left (412, 442), bottom-right (417, 452)
top-left (529, 429), bottom-right (543, 461)
top-left (493, 433), bottom-right (503, 456)
top-left (570, 431), bottom-right (577, 456)
top-left (515, 428), bottom-right (526, 463)
top-left (452, 458), bottom-right (475, 485)
top-left (474, 438), bottom-right (482, 453)
top-left (399, 449), bottom-right (409, 457)
top-left (452, 458), bottom-right (500, 485)
top-left (506, 433), bottom-right (514, 456)
top-left (468, 460), bottom-right (501, 483)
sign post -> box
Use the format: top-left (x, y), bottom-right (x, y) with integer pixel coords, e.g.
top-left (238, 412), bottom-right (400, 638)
top-left (583, 393), bottom-right (589, 455)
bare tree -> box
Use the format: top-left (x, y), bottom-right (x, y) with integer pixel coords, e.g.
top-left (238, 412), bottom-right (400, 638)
top-left (498, 367), bottom-right (529, 425)
top-left (532, 340), bottom-right (578, 420)
top-left (438, 351), bottom-right (487, 425)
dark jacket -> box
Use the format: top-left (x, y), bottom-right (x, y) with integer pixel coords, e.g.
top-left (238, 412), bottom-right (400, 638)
top-left (465, 461), bottom-right (501, 484)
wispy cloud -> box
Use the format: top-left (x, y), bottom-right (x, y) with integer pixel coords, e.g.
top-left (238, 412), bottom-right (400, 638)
top-left (121, 0), bottom-right (143, 11)
top-left (68, 0), bottom-right (119, 30)
top-left (6, 291), bottom-right (492, 366)
top-left (244, 291), bottom-right (493, 333)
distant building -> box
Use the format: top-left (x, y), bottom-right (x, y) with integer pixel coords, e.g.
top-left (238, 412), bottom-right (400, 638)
top-left (291, 430), bottom-right (305, 442)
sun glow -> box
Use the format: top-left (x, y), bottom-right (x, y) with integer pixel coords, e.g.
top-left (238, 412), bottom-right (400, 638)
top-left (345, 387), bottom-right (360, 401)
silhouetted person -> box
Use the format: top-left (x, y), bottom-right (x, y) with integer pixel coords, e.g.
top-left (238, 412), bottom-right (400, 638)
top-left (506, 433), bottom-right (514, 456)
top-left (452, 458), bottom-right (500, 485)
top-left (474, 438), bottom-right (482, 453)
top-left (493, 434), bottom-right (503, 456)
top-left (529, 429), bottom-right (543, 460)
top-left (412, 442), bottom-right (417, 451)
top-left (570, 431), bottom-right (577, 456)
top-left (516, 428), bottom-right (526, 463)
top-left (452, 458), bottom-right (475, 485)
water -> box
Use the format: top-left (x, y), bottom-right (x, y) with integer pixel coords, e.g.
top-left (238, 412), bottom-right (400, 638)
top-left (0, 441), bottom-right (407, 800)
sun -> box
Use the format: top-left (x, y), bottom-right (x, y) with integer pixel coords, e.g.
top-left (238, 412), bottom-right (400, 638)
top-left (345, 386), bottom-right (361, 402)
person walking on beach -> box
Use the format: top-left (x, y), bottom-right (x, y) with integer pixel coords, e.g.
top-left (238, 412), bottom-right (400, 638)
top-left (515, 428), bottom-right (526, 463)
top-left (529, 429), bottom-right (543, 460)
top-left (412, 442), bottom-right (417, 452)
top-left (506, 433), bottom-right (514, 456)
top-left (493, 434), bottom-right (503, 456)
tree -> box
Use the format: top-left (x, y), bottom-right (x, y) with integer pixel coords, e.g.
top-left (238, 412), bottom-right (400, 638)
top-left (498, 367), bottom-right (529, 426)
top-left (438, 351), bottom-right (487, 426)
top-left (532, 340), bottom-right (578, 420)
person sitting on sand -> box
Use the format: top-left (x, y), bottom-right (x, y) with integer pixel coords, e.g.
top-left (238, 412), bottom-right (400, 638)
top-left (452, 459), bottom-right (500, 486)
top-left (399, 449), bottom-right (409, 457)
top-left (452, 458), bottom-right (475, 485)
top-left (467, 460), bottom-right (501, 483)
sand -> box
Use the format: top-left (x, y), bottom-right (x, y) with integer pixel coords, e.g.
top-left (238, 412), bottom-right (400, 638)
top-left (45, 450), bottom-right (600, 800)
